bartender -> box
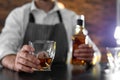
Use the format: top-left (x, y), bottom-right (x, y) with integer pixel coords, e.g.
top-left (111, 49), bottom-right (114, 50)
top-left (0, 0), bottom-right (101, 73)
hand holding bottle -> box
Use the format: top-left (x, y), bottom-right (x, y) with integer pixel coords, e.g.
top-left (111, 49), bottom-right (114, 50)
top-left (73, 44), bottom-right (94, 62)
top-left (71, 15), bottom-right (94, 68)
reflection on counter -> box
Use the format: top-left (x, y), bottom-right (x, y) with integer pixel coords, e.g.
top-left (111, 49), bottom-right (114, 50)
top-left (67, 63), bottom-right (101, 80)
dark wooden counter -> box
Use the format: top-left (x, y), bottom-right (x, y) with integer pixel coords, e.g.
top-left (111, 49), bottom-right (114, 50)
top-left (0, 63), bottom-right (112, 80)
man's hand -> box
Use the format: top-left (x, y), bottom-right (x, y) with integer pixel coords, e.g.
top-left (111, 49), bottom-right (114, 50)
top-left (73, 44), bottom-right (94, 62)
top-left (2, 45), bottom-right (41, 73)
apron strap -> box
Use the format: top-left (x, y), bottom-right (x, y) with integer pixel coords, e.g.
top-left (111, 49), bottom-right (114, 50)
top-left (57, 10), bottom-right (63, 23)
top-left (29, 13), bottom-right (35, 22)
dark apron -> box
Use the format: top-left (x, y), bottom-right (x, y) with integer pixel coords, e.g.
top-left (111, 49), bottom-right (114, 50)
top-left (23, 11), bottom-right (68, 64)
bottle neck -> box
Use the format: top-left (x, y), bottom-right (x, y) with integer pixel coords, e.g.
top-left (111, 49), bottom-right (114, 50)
top-left (77, 19), bottom-right (85, 29)
top-left (75, 25), bottom-right (84, 35)
top-left (75, 19), bottom-right (84, 34)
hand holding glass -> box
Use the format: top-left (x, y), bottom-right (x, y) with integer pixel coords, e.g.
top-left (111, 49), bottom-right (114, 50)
top-left (29, 40), bottom-right (56, 71)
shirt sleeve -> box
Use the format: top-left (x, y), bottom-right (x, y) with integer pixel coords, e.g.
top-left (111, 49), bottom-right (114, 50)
top-left (86, 35), bottom-right (101, 64)
top-left (0, 8), bottom-right (23, 64)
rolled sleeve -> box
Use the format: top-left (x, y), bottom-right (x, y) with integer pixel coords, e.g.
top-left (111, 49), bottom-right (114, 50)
top-left (86, 35), bottom-right (101, 63)
top-left (0, 8), bottom-right (23, 67)
top-left (0, 48), bottom-right (16, 60)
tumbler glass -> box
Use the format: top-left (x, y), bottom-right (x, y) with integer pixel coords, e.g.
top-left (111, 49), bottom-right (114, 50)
top-left (106, 47), bottom-right (120, 70)
top-left (29, 40), bottom-right (56, 71)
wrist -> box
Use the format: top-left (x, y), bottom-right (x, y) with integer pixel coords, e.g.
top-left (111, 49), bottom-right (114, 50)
top-left (1, 54), bottom-right (16, 70)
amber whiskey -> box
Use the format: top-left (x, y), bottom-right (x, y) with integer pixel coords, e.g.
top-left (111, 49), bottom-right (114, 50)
top-left (37, 58), bottom-right (52, 71)
top-left (38, 58), bottom-right (52, 67)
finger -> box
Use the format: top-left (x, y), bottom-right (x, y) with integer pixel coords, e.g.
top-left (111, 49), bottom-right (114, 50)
top-left (17, 57), bottom-right (41, 69)
top-left (16, 63), bottom-right (33, 73)
top-left (74, 48), bottom-right (94, 53)
top-left (78, 44), bottom-right (92, 49)
top-left (76, 57), bottom-right (93, 61)
top-left (18, 51), bottom-right (40, 65)
top-left (21, 45), bottom-right (34, 52)
top-left (74, 53), bottom-right (93, 58)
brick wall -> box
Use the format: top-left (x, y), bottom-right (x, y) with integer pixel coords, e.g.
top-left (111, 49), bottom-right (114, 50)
top-left (0, 0), bottom-right (31, 30)
top-left (0, 0), bottom-right (116, 62)
top-left (59, 0), bottom-right (116, 53)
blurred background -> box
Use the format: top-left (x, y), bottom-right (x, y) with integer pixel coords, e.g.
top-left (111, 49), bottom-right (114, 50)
top-left (0, 0), bottom-right (116, 62)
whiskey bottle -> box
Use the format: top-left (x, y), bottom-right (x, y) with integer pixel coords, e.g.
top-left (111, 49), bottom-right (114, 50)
top-left (71, 16), bottom-right (90, 69)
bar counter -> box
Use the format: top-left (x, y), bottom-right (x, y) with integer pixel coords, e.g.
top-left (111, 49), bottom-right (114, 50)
top-left (0, 63), bottom-right (115, 80)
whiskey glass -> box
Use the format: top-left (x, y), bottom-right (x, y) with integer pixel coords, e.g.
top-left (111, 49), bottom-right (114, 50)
top-left (29, 40), bottom-right (56, 71)
top-left (106, 47), bottom-right (120, 71)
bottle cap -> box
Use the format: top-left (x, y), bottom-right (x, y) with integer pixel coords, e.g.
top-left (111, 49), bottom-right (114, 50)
top-left (77, 19), bottom-right (83, 26)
